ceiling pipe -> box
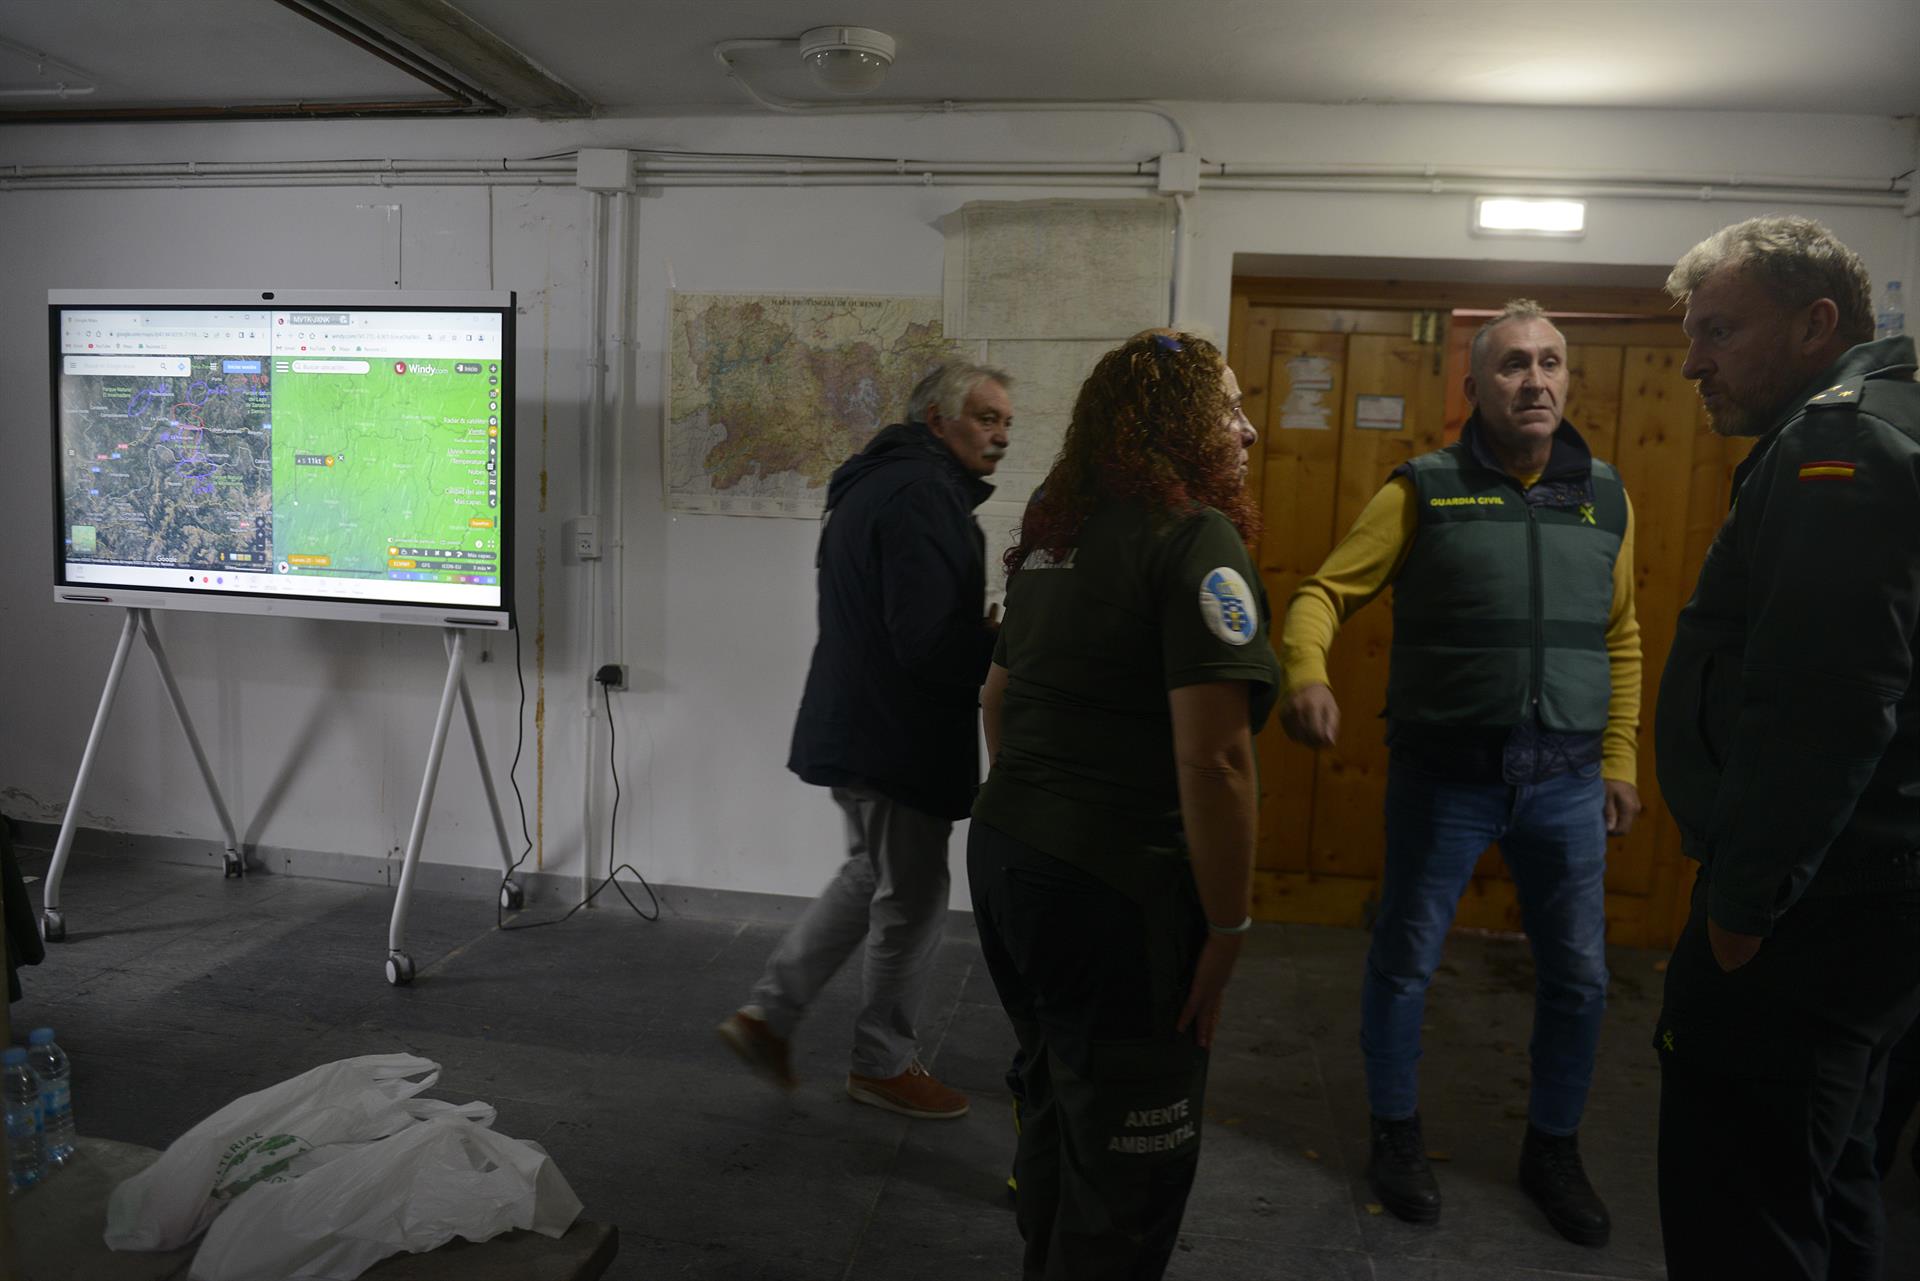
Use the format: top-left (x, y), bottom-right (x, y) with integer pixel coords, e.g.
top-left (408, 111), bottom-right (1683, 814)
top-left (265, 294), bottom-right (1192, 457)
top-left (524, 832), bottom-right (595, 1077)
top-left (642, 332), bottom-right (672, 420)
top-left (0, 100), bottom-right (490, 123)
top-left (628, 156), bottom-right (1906, 195)
top-left (632, 159), bottom-right (1151, 175)
top-left (0, 157), bottom-right (1905, 208)
top-left (0, 85), bottom-right (96, 99)
top-left (0, 36), bottom-right (98, 99)
top-left (1212, 162), bottom-right (1907, 195)
top-left (637, 173), bottom-right (1155, 188)
top-left (1202, 176), bottom-right (1906, 207)
top-left (3, 155), bottom-right (1904, 193)
top-left (3, 159), bottom-right (573, 178)
top-left (0, 173), bottom-right (578, 191)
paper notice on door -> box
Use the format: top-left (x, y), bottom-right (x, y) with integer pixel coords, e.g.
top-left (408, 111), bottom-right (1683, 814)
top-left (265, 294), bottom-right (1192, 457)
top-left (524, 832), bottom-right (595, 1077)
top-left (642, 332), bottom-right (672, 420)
top-left (1280, 353), bottom-right (1338, 428)
top-left (1280, 388), bottom-right (1333, 430)
top-left (1355, 394), bottom-right (1406, 431)
top-left (1285, 355), bottom-right (1334, 390)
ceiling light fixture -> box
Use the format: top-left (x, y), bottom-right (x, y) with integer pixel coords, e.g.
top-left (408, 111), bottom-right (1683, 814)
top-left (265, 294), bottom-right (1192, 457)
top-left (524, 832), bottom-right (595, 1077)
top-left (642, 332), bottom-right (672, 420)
top-left (796, 26), bottom-right (896, 96)
top-left (1472, 196), bottom-right (1587, 238)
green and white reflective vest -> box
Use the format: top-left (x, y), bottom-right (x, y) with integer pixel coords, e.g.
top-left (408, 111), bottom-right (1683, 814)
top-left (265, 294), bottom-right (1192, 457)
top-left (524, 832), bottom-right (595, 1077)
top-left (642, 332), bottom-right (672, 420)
top-left (1388, 438), bottom-right (1626, 733)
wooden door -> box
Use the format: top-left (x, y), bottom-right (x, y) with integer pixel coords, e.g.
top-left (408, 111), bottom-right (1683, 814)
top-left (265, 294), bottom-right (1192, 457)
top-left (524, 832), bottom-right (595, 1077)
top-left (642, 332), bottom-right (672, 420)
top-left (1251, 331), bottom-right (1345, 887)
top-left (1306, 333), bottom-right (1447, 896)
top-left (1230, 283), bottom-right (1747, 949)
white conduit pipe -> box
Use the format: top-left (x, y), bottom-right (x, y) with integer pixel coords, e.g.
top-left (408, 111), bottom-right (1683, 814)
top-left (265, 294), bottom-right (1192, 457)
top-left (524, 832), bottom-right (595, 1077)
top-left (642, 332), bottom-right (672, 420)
top-left (1, 165), bottom-right (1901, 206)
top-left (608, 187), bottom-right (632, 826)
top-left (1202, 176), bottom-right (1906, 207)
top-left (1171, 193), bottom-right (1189, 326)
top-left (0, 174), bottom-right (580, 190)
top-left (641, 173), bottom-right (1157, 188)
top-left (1, 159), bottom-right (572, 178)
top-left (1212, 162), bottom-right (1906, 193)
top-left (630, 156), bottom-right (1905, 196)
top-left (631, 159), bottom-right (1153, 175)
top-left (631, 173), bottom-right (1907, 208)
top-left (580, 190), bottom-right (609, 905)
top-left (1, 158), bottom-right (572, 177)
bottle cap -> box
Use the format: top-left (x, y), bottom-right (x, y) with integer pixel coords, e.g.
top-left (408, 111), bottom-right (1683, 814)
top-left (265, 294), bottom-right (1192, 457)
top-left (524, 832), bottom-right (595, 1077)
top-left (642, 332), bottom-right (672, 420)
top-left (1, 1048), bottom-right (25, 1066)
top-left (28, 1029), bottom-right (54, 1046)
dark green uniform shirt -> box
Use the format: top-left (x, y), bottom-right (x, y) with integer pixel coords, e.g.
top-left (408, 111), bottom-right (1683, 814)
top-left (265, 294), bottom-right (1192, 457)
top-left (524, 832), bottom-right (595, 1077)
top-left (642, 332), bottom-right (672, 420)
top-left (974, 501), bottom-right (1280, 901)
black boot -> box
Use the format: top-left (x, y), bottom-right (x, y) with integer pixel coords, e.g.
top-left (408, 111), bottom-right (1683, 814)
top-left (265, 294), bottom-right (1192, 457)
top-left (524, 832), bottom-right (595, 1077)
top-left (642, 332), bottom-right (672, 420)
top-left (1518, 1125), bottom-right (1611, 1247)
top-left (1367, 1113), bottom-right (1441, 1225)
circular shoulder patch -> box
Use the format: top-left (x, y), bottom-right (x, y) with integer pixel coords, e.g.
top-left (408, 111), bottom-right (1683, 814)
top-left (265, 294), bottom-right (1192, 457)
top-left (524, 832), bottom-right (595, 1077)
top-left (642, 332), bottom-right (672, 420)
top-left (1198, 566), bottom-right (1258, 646)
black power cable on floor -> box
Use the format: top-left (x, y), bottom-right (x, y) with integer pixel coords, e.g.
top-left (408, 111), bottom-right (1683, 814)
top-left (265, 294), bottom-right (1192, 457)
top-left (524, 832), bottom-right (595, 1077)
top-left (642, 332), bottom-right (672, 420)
top-left (496, 637), bottom-right (658, 931)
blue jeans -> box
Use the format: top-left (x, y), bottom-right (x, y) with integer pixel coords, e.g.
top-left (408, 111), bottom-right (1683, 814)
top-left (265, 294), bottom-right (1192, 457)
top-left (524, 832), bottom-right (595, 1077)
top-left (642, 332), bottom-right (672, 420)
top-left (1361, 761), bottom-right (1610, 1135)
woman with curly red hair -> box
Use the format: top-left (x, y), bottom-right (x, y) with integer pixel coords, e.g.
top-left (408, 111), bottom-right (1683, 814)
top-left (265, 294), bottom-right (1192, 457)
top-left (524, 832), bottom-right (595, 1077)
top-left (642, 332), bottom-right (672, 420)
top-left (970, 330), bottom-right (1278, 1278)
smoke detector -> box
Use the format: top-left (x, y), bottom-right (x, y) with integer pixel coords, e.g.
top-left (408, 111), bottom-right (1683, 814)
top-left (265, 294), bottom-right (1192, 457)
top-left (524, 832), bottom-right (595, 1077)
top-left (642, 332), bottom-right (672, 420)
top-left (796, 26), bottom-right (896, 96)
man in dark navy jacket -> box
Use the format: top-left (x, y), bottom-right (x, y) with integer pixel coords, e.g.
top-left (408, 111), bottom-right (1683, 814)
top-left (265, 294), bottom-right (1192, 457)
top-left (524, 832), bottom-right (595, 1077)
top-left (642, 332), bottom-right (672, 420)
top-left (720, 361), bottom-right (1012, 1119)
top-left (1654, 216), bottom-right (1920, 1281)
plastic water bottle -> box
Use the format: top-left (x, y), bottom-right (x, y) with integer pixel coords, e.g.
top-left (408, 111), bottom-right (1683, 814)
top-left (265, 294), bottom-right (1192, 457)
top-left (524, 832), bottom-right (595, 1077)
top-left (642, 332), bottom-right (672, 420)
top-left (1877, 280), bottom-right (1905, 340)
top-left (3, 1047), bottom-right (43, 1195)
top-left (26, 1029), bottom-right (75, 1168)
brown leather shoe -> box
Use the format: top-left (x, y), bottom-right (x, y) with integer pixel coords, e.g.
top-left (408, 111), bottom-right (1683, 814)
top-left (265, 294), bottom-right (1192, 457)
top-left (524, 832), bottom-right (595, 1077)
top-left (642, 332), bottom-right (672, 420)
top-left (717, 1008), bottom-right (795, 1090)
top-left (846, 1060), bottom-right (969, 1119)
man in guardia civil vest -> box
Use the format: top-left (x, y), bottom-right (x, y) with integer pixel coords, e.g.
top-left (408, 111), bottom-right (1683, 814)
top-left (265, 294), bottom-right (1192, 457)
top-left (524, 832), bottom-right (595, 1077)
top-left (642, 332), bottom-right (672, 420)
top-left (1278, 300), bottom-right (1642, 1248)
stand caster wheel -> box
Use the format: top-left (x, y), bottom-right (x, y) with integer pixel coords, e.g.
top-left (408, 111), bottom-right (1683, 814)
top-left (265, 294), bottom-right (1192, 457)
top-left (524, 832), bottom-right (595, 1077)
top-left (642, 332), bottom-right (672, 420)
top-left (385, 952), bottom-right (415, 987)
top-left (223, 852), bottom-right (244, 879)
top-left (40, 910), bottom-right (66, 943)
top-left (499, 881), bottom-right (524, 911)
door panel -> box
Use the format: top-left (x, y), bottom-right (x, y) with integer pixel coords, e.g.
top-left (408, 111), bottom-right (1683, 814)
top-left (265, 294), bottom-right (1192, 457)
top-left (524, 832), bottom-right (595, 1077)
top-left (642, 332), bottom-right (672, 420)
top-left (1565, 345), bottom-right (1623, 465)
top-left (1307, 334), bottom-right (1447, 880)
top-left (1605, 348), bottom-right (1701, 899)
top-left (1254, 331), bottom-right (1348, 874)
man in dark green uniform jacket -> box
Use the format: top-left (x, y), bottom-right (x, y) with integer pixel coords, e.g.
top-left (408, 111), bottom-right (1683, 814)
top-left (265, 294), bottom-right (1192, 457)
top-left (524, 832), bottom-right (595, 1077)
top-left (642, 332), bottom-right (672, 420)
top-left (1654, 215), bottom-right (1920, 1281)
top-left (1280, 301), bottom-right (1641, 1245)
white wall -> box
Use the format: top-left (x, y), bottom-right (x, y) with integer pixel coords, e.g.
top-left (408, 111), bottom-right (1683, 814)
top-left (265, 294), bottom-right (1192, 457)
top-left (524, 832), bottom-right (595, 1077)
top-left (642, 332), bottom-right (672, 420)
top-left (2, 103), bottom-right (1914, 909)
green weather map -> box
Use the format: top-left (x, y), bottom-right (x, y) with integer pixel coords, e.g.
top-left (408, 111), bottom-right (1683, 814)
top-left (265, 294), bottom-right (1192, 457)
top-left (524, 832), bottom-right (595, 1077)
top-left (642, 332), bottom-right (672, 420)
top-left (270, 358), bottom-right (500, 585)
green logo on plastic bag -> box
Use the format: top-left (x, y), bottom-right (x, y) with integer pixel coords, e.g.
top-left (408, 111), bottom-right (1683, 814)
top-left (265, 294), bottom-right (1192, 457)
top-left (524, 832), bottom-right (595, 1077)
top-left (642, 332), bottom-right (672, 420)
top-left (211, 1132), bottom-right (314, 1200)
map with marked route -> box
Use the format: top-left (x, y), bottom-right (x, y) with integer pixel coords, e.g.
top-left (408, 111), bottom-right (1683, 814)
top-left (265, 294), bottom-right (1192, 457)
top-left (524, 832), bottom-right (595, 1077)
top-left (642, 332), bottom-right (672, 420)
top-left (59, 359), bottom-right (273, 568)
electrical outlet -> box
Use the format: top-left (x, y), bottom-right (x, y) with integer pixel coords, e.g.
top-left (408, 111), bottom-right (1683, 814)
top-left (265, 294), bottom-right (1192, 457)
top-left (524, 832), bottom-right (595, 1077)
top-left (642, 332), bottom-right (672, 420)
top-left (566, 515), bottom-right (601, 561)
top-left (594, 663), bottom-right (628, 692)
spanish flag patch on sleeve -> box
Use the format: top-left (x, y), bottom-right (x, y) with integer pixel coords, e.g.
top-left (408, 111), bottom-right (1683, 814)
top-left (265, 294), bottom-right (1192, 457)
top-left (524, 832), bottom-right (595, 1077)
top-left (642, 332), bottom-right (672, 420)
top-left (1798, 459), bottom-right (1856, 481)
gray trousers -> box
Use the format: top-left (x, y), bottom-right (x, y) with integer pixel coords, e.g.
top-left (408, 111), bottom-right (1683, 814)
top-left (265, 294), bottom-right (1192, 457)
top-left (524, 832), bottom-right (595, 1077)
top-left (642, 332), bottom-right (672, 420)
top-left (750, 785), bottom-right (953, 1078)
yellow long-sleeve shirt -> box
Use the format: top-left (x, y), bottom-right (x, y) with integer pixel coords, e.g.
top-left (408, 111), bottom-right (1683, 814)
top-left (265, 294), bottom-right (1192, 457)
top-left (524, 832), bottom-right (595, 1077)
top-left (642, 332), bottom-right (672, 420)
top-left (1281, 473), bottom-right (1642, 784)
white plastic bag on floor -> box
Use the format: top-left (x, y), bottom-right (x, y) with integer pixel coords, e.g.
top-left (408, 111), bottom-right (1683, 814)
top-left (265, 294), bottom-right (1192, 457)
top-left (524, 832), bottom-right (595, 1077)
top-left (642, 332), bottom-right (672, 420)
top-left (187, 1116), bottom-right (583, 1281)
top-left (106, 1053), bottom-right (478, 1251)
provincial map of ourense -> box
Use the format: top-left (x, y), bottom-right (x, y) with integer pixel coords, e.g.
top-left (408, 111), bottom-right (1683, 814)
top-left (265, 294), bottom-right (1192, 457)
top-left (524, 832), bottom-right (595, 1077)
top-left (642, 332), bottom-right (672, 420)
top-left (667, 293), bottom-right (967, 517)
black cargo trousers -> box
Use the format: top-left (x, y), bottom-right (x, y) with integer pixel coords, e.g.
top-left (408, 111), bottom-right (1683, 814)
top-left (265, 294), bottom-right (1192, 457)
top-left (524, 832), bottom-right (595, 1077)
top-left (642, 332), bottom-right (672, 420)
top-left (1654, 868), bottom-right (1920, 1281)
top-left (969, 819), bottom-right (1210, 1281)
top-left (1873, 1014), bottom-right (1920, 1180)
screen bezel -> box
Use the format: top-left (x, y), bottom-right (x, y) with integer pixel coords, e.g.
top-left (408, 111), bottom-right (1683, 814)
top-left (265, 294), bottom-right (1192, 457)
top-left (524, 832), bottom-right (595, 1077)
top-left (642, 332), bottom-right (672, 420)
top-left (47, 288), bottom-right (516, 630)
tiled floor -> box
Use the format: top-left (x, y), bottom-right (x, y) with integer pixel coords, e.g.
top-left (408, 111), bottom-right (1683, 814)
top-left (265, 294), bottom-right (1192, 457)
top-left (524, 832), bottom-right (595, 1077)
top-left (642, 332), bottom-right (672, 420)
top-left (10, 843), bottom-right (1920, 1280)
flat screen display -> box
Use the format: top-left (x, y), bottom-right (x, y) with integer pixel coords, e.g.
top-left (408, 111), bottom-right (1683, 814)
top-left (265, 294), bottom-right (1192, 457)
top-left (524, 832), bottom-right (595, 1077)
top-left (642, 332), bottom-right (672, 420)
top-left (48, 289), bottom-right (514, 628)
